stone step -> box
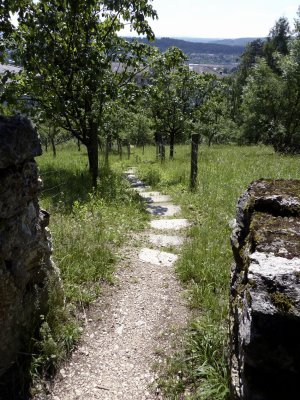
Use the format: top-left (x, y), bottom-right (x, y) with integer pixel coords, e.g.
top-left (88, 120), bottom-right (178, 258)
top-left (123, 168), bottom-right (136, 175)
top-left (150, 219), bottom-right (190, 231)
top-left (148, 234), bottom-right (184, 247)
top-left (140, 192), bottom-right (172, 203)
top-left (130, 180), bottom-right (146, 188)
top-left (133, 186), bottom-right (151, 192)
top-left (126, 174), bottom-right (138, 181)
top-left (146, 203), bottom-right (181, 217)
top-left (139, 248), bottom-right (178, 267)
top-left (139, 191), bottom-right (161, 197)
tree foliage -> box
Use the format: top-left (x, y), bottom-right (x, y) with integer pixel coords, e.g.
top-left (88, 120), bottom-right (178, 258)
top-left (264, 16), bottom-right (291, 73)
top-left (230, 9), bottom-right (300, 152)
top-left (242, 34), bottom-right (300, 153)
top-left (2, 0), bottom-right (157, 186)
top-left (148, 47), bottom-right (211, 158)
top-left (195, 78), bottom-right (236, 145)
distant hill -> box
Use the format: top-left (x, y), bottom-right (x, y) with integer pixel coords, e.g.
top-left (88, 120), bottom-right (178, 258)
top-left (126, 37), bottom-right (244, 65)
top-left (135, 37), bottom-right (244, 55)
top-left (174, 37), bottom-right (263, 47)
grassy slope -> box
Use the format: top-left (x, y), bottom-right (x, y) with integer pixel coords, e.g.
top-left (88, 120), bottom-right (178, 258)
top-left (31, 143), bottom-right (149, 390)
top-left (123, 144), bottom-right (300, 399)
top-left (32, 143), bottom-right (299, 397)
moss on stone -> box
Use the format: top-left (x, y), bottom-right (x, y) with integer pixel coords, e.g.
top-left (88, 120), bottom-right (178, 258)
top-left (270, 291), bottom-right (294, 313)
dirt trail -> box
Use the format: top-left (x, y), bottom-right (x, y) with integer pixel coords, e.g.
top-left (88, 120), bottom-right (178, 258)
top-left (48, 169), bottom-right (190, 400)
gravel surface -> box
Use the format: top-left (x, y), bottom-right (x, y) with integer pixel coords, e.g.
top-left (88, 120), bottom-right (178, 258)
top-left (46, 171), bottom-right (189, 400)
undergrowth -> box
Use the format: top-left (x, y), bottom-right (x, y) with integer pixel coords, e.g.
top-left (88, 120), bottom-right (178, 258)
top-left (124, 144), bottom-right (300, 399)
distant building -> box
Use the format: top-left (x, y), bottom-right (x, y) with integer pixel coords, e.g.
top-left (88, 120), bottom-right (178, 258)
top-left (0, 64), bottom-right (22, 74)
top-left (188, 63), bottom-right (238, 77)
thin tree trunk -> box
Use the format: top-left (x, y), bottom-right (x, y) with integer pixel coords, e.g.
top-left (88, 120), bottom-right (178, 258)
top-left (169, 131), bottom-right (175, 160)
top-left (77, 139), bottom-right (81, 151)
top-left (155, 132), bottom-right (162, 161)
top-left (87, 128), bottom-right (99, 188)
top-left (156, 143), bottom-right (160, 160)
top-left (127, 140), bottom-right (131, 160)
top-left (105, 135), bottom-right (110, 167)
top-left (118, 139), bottom-right (123, 159)
top-left (50, 136), bottom-right (56, 158)
top-left (160, 142), bottom-right (165, 163)
top-left (190, 133), bottom-right (199, 190)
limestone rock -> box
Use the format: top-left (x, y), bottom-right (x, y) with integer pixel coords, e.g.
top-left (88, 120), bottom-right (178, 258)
top-left (150, 219), bottom-right (190, 231)
top-left (0, 116), bottom-right (42, 169)
top-left (0, 116), bottom-right (61, 384)
top-left (230, 179), bottom-right (300, 400)
top-left (139, 248), bottom-right (178, 267)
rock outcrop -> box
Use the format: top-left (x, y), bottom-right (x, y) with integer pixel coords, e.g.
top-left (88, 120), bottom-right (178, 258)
top-left (229, 179), bottom-right (300, 399)
top-left (0, 116), bottom-right (60, 381)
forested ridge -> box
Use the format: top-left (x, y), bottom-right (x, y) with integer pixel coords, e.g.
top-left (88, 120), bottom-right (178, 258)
top-left (128, 36), bottom-right (245, 55)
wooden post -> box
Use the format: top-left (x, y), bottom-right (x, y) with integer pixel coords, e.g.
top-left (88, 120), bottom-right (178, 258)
top-left (190, 133), bottom-right (199, 189)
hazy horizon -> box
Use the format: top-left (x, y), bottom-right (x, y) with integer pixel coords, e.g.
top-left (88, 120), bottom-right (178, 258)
top-left (120, 0), bottom-right (299, 38)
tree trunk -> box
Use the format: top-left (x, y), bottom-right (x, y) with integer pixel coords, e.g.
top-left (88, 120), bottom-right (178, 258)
top-left (155, 132), bottom-right (162, 161)
top-left (50, 136), bottom-right (56, 158)
top-left (118, 139), bottom-right (123, 159)
top-left (160, 142), bottom-right (165, 163)
top-left (190, 133), bottom-right (199, 190)
top-left (87, 129), bottom-right (99, 188)
top-left (156, 143), bottom-right (160, 160)
top-left (127, 140), bottom-right (131, 160)
top-left (169, 131), bottom-right (175, 160)
top-left (77, 139), bottom-right (81, 151)
top-left (105, 135), bottom-right (110, 167)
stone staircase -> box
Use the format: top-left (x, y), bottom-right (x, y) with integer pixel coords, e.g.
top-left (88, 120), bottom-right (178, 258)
top-left (124, 167), bottom-right (190, 268)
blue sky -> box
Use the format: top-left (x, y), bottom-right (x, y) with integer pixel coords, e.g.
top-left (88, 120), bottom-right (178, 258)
top-left (122, 0), bottom-right (300, 38)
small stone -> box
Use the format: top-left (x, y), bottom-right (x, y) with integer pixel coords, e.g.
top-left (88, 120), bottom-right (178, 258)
top-left (60, 369), bottom-right (67, 379)
top-left (146, 203), bottom-right (181, 217)
top-left (149, 234), bottom-right (184, 247)
top-left (150, 219), bottom-right (190, 231)
top-left (139, 248), bottom-right (178, 267)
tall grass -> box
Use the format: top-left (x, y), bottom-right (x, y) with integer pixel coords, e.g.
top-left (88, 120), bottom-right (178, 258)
top-left (29, 142), bottom-right (149, 394)
top-left (127, 144), bottom-right (300, 399)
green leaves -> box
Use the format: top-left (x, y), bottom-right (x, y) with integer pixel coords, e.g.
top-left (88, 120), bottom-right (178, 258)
top-left (241, 43), bottom-right (300, 153)
top-left (3, 0), bottom-right (157, 181)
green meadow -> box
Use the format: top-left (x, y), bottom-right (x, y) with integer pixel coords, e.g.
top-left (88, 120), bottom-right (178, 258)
top-left (115, 144), bottom-right (300, 399)
top-left (36, 143), bottom-right (299, 398)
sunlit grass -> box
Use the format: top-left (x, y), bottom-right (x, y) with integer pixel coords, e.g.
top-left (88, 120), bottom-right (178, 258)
top-left (30, 142), bottom-right (149, 389)
top-left (32, 142), bottom-right (299, 397)
top-left (127, 143), bottom-right (300, 399)
top-left (38, 143), bottom-right (148, 304)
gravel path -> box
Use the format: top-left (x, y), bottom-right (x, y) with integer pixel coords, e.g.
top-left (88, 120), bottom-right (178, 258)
top-left (48, 169), bottom-right (189, 400)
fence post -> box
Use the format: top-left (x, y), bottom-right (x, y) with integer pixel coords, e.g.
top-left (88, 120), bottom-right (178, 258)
top-left (190, 133), bottom-right (199, 189)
